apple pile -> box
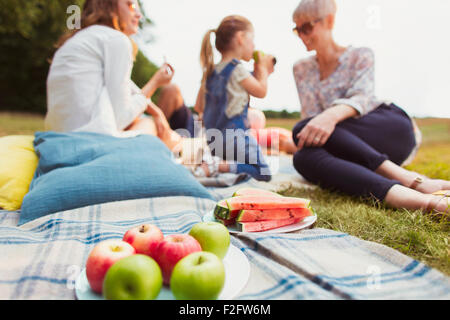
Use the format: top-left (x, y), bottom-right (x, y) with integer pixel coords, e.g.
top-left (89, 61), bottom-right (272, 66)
top-left (84, 221), bottom-right (230, 300)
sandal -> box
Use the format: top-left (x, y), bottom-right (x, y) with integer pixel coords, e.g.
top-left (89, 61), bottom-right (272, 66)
top-left (432, 190), bottom-right (450, 197)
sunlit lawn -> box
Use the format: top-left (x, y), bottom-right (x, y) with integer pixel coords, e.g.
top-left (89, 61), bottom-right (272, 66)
top-left (267, 117), bottom-right (450, 275)
top-left (1, 112), bottom-right (449, 274)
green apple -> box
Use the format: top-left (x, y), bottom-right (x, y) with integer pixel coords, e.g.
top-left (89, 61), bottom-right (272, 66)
top-left (189, 222), bottom-right (230, 259)
top-left (253, 50), bottom-right (264, 63)
top-left (102, 254), bottom-right (162, 300)
top-left (170, 251), bottom-right (225, 300)
top-left (253, 50), bottom-right (277, 66)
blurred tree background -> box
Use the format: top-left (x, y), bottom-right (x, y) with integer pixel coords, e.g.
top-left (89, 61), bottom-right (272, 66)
top-left (0, 0), bottom-right (158, 114)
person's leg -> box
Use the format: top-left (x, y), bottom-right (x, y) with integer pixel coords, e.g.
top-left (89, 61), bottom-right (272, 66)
top-left (279, 135), bottom-right (297, 154)
top-left (126, 116), bottom-right (157, 135)
top-left (293, 117), bottom-right (389, 172)
top-left (375, 160), bottom-right (450, 193)
top-left (146, 103), bottom-right (183, 152)
top-left (224, 132), bottom-right (272, 182)
top-left (293, 147), bottom-right (398, 200)
top-left (293, 107), bottom-right (450, 194)
top-left (336, 104), bottom-right (450, 193)
top-left (293, 147), bottom-right (449, 214)
top-left (157, 83), bottom-right (195, 137)
top-left (384, 184), bottom-right (449, 214)
top-left (336, 104), bottom-right (416, 165)
top-left (157, 84), bottom-right (185, 121)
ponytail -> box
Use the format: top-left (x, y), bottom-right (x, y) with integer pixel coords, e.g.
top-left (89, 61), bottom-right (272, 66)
top-left (200, 29), bottom-right (216, 88)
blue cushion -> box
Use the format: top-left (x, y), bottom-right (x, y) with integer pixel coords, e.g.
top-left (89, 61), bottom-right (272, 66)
top-left (19, 131), bottom-right (213, 225)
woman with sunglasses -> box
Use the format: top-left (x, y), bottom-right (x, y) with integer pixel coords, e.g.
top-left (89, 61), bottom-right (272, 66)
top-left (291, 0), bottom-right (449, 214)
top-left (46, 0), bottom-right (187, 151)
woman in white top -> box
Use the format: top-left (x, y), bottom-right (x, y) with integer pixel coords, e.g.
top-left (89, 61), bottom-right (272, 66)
top-left (46, 0), bottom-right (182, 150)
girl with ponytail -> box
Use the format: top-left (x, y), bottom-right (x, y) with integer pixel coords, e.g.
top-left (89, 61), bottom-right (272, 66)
top-left (194, 15), bottom-right (275, 181)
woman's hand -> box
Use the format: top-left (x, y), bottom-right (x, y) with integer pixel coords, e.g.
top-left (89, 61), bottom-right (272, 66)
top-left (296, 105), bottom-right (359, 150)
top-left (142, 63), bottom-right (175, 98)
top-left (152, 63), bottom-right (175, 88)
top-left (296, 111), bottom-right (338, 150)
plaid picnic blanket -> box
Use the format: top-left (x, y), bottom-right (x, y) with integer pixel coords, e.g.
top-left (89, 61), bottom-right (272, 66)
top-left (1, 189), bottom-right (449, 300)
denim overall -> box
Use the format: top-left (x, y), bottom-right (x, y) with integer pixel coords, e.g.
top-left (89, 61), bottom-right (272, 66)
top-left (203, 59), bottom-right (271, 181)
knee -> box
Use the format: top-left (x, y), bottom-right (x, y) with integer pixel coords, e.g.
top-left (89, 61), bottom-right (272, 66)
top-left (159, 84), bottom-right (183, 102)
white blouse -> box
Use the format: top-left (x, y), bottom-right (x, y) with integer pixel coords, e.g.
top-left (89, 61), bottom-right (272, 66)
top-left (45, 25), bottom-right (149, 137)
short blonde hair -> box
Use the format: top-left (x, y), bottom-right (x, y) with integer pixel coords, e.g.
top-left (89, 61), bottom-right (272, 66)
top-left (293, 0), bottom-right (337, 22)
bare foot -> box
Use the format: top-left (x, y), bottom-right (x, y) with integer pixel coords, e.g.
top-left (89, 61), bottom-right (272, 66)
top-left (384, 185), bottom-right (449, 218)
top-left (424, 195), bottom-right (450, 216)
top-left (199, 163), bottom-right (210, 177)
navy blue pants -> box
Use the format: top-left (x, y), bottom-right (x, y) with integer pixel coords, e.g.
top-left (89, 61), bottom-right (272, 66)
top-left (292, 103), bottom-right (417, 200)
top-left (169, 104), bottom-right (195, 137)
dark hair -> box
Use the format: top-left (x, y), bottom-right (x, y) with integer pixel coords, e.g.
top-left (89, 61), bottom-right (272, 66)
top-left (55, 0), bottom-right (139, 59)
top-left (56, 0), bottom-right (121, 48)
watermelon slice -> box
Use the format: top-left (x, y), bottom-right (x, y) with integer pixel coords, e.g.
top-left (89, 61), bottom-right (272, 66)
top-left (237, 218), bottom-right (300, 232)
top-left (226, 196), bottom-right (310, 211)
top-left (215, 216), bottom-right (237, 226)
top-left (236, 207), bottom-right (312, 222)
top-left (214, 199), bottom-right (240, 220)
top-left (232, 188), bottom-right (281, 198)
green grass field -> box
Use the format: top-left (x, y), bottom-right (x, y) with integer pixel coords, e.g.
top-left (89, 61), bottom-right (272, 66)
top-left (1, 112), bottom-right (449, 274)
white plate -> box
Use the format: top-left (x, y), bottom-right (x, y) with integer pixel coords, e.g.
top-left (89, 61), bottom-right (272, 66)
top-left (203, 210), bottom-right (317, 234)
top-left (75, 244), bottom-right (250, 300)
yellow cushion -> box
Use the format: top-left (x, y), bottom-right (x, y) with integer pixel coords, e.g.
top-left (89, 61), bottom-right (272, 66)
top-left (0, 135), bottom-right (38, 211)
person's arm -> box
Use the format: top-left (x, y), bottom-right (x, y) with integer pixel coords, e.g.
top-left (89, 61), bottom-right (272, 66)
top-left (141, 63), bottom-right (174, 99)
top-left (296, 49), bottom-right (376, 150)
top-left (331, 48), bottom-right (376, 115)
top-left (194, 85), bottom-right (206, 116)
top-left (295, 104), bottom-right (357, 150)
top-left (103, 34), bottom-right (147, 131)
top-left (240, 53), bottom-right (274, 98)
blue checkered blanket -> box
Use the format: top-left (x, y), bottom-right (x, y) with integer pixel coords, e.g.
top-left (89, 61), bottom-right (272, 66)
top-left (1, 183), bottom-right (449, 299)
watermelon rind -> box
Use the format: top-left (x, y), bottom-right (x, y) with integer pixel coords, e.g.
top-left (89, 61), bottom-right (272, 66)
top-left (232, 188), bottom-right (281, 198)
top-left (214, 200), bottom-right (230, 219)
top-left (214, 199), bottom-right (240, 220)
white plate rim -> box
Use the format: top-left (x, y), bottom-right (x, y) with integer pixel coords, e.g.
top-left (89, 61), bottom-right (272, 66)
top-left (75, 244), bottom-right (250, 300)
top-left (203, 210), bottom-right (317, 234)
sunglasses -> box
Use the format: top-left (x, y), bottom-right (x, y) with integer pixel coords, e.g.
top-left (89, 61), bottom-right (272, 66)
top-left (293, 18), bottom-right (323, 36)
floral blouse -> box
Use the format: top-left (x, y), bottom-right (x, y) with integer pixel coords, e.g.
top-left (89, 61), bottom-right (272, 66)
top-left (293, 46), bottom-right (386, 118)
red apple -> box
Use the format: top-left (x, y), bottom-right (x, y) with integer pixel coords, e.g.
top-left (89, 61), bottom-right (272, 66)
top-left (85, 239), bottom-right (136, 294)
top-left (153, 234), bottom-right (202, 285)
top-left (123, 224), bottom-right (164, 258)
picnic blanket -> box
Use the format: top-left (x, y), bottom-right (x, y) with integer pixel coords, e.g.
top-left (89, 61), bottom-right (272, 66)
top-left (0, 155), bottom-right (449, 300)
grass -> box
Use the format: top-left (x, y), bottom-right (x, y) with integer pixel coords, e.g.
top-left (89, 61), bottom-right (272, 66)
top-left (1, 112), bottom-right (449, 274)
top-left (267, 117), bottom-right (450, 275)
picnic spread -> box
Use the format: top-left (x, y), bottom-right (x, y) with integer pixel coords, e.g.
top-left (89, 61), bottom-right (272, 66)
top-left (0, 132), bottom-right (449, 300)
